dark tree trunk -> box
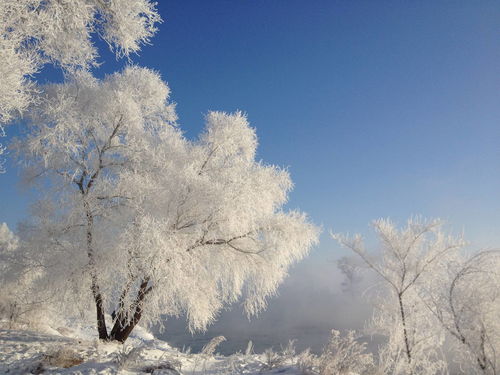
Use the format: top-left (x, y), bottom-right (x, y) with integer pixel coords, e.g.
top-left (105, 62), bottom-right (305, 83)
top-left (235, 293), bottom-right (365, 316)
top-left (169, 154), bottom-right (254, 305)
top-left (92, 276), bottom-right (109, 340)
top-left (109, 278), bottom-right (151, 343)
top-left (83, 199), bottom-right (109, 340)
top-left (398, 293), bottom-right (412, 366)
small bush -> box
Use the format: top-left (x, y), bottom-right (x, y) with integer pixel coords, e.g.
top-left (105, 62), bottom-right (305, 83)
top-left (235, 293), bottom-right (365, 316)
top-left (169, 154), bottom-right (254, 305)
top-left (113, 345), bottom-right (144, 370)
top-left (42, 347), bottom-right (84, 369)
top-left (201, 335), bottom-right (226, 356)
top-left (142, 362), bottom-right (182, 374)
top-left (261, 340), bottom-right (297, 371)
top-left (298, 330), bottom-right (374, 375)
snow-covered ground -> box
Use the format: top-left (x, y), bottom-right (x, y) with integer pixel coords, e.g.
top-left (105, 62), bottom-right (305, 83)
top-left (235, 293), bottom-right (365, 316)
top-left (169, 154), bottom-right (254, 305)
top-left (0, 324), bottom-right (302, 374)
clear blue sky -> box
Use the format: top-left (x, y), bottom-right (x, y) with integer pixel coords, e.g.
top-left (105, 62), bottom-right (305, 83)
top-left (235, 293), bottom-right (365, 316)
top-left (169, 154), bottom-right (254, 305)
top-left (2, 0), bottom-right (500, 251)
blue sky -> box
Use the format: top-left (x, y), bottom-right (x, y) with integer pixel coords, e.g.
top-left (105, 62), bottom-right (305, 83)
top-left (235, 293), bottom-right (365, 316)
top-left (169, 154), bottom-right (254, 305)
top-left (2, 0), bottom-right (500, 253)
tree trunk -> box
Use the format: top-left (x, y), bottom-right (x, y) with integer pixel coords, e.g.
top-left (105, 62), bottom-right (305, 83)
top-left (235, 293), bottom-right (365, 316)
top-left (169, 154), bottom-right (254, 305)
top-left (398, 293), bottom-right (412, 366)
top-left (84, 200), bottom-right (109, 340)
top-left (92, 275), bottom-right (108, 340)
top-left (109, 278), bottom-right (151, 343)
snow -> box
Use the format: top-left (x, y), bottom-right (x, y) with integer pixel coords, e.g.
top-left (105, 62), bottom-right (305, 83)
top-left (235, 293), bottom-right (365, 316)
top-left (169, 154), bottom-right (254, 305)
top-left (0, 323), bottom-right (304, 375)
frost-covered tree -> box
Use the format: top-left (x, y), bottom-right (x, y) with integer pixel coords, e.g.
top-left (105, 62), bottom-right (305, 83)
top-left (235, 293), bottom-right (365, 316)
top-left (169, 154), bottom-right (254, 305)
top-left (337, 255), bottom-right (366, 295)
top-left (0, 0), bottom-right (160, 124)
top-left (0, 223), bottom-right (19, 321)
top-left (0, 223), bottom-right (18, 250)
top-left (0, 0), bottom-right (160, 171)
top-left (14, 66), bottom-right (177, 339)
top-left (0, 222), bottom-right (38, 325)
top-left (333, 218), bottom-right (465, 375)
top-left (14, 66), bottom-right (319, 342)
top-left (424, 250), bottom-right (500, 375)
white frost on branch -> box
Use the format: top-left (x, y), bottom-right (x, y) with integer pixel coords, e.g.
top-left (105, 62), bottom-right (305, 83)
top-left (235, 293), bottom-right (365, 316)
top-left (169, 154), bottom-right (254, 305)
top-left (333, 217), bottom-right (466, 375)
top-left (12, 67), bottom-right (319, 341)
top-left (423, 250), bottom-right (500, 375)
top-left (0, 222), bottom-right (43, 325)
top-left (0, 0), bottom-right (161, 125)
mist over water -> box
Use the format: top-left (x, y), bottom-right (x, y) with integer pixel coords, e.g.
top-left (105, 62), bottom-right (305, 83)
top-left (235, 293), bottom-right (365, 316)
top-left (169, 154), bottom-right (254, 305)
top-left (154, 250), bottom-right (374, 355)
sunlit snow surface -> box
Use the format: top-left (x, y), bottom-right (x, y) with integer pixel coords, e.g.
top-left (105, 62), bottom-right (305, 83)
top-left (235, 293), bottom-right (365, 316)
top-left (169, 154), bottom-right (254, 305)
top-left (0, 325), bottom-right (305, 375)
